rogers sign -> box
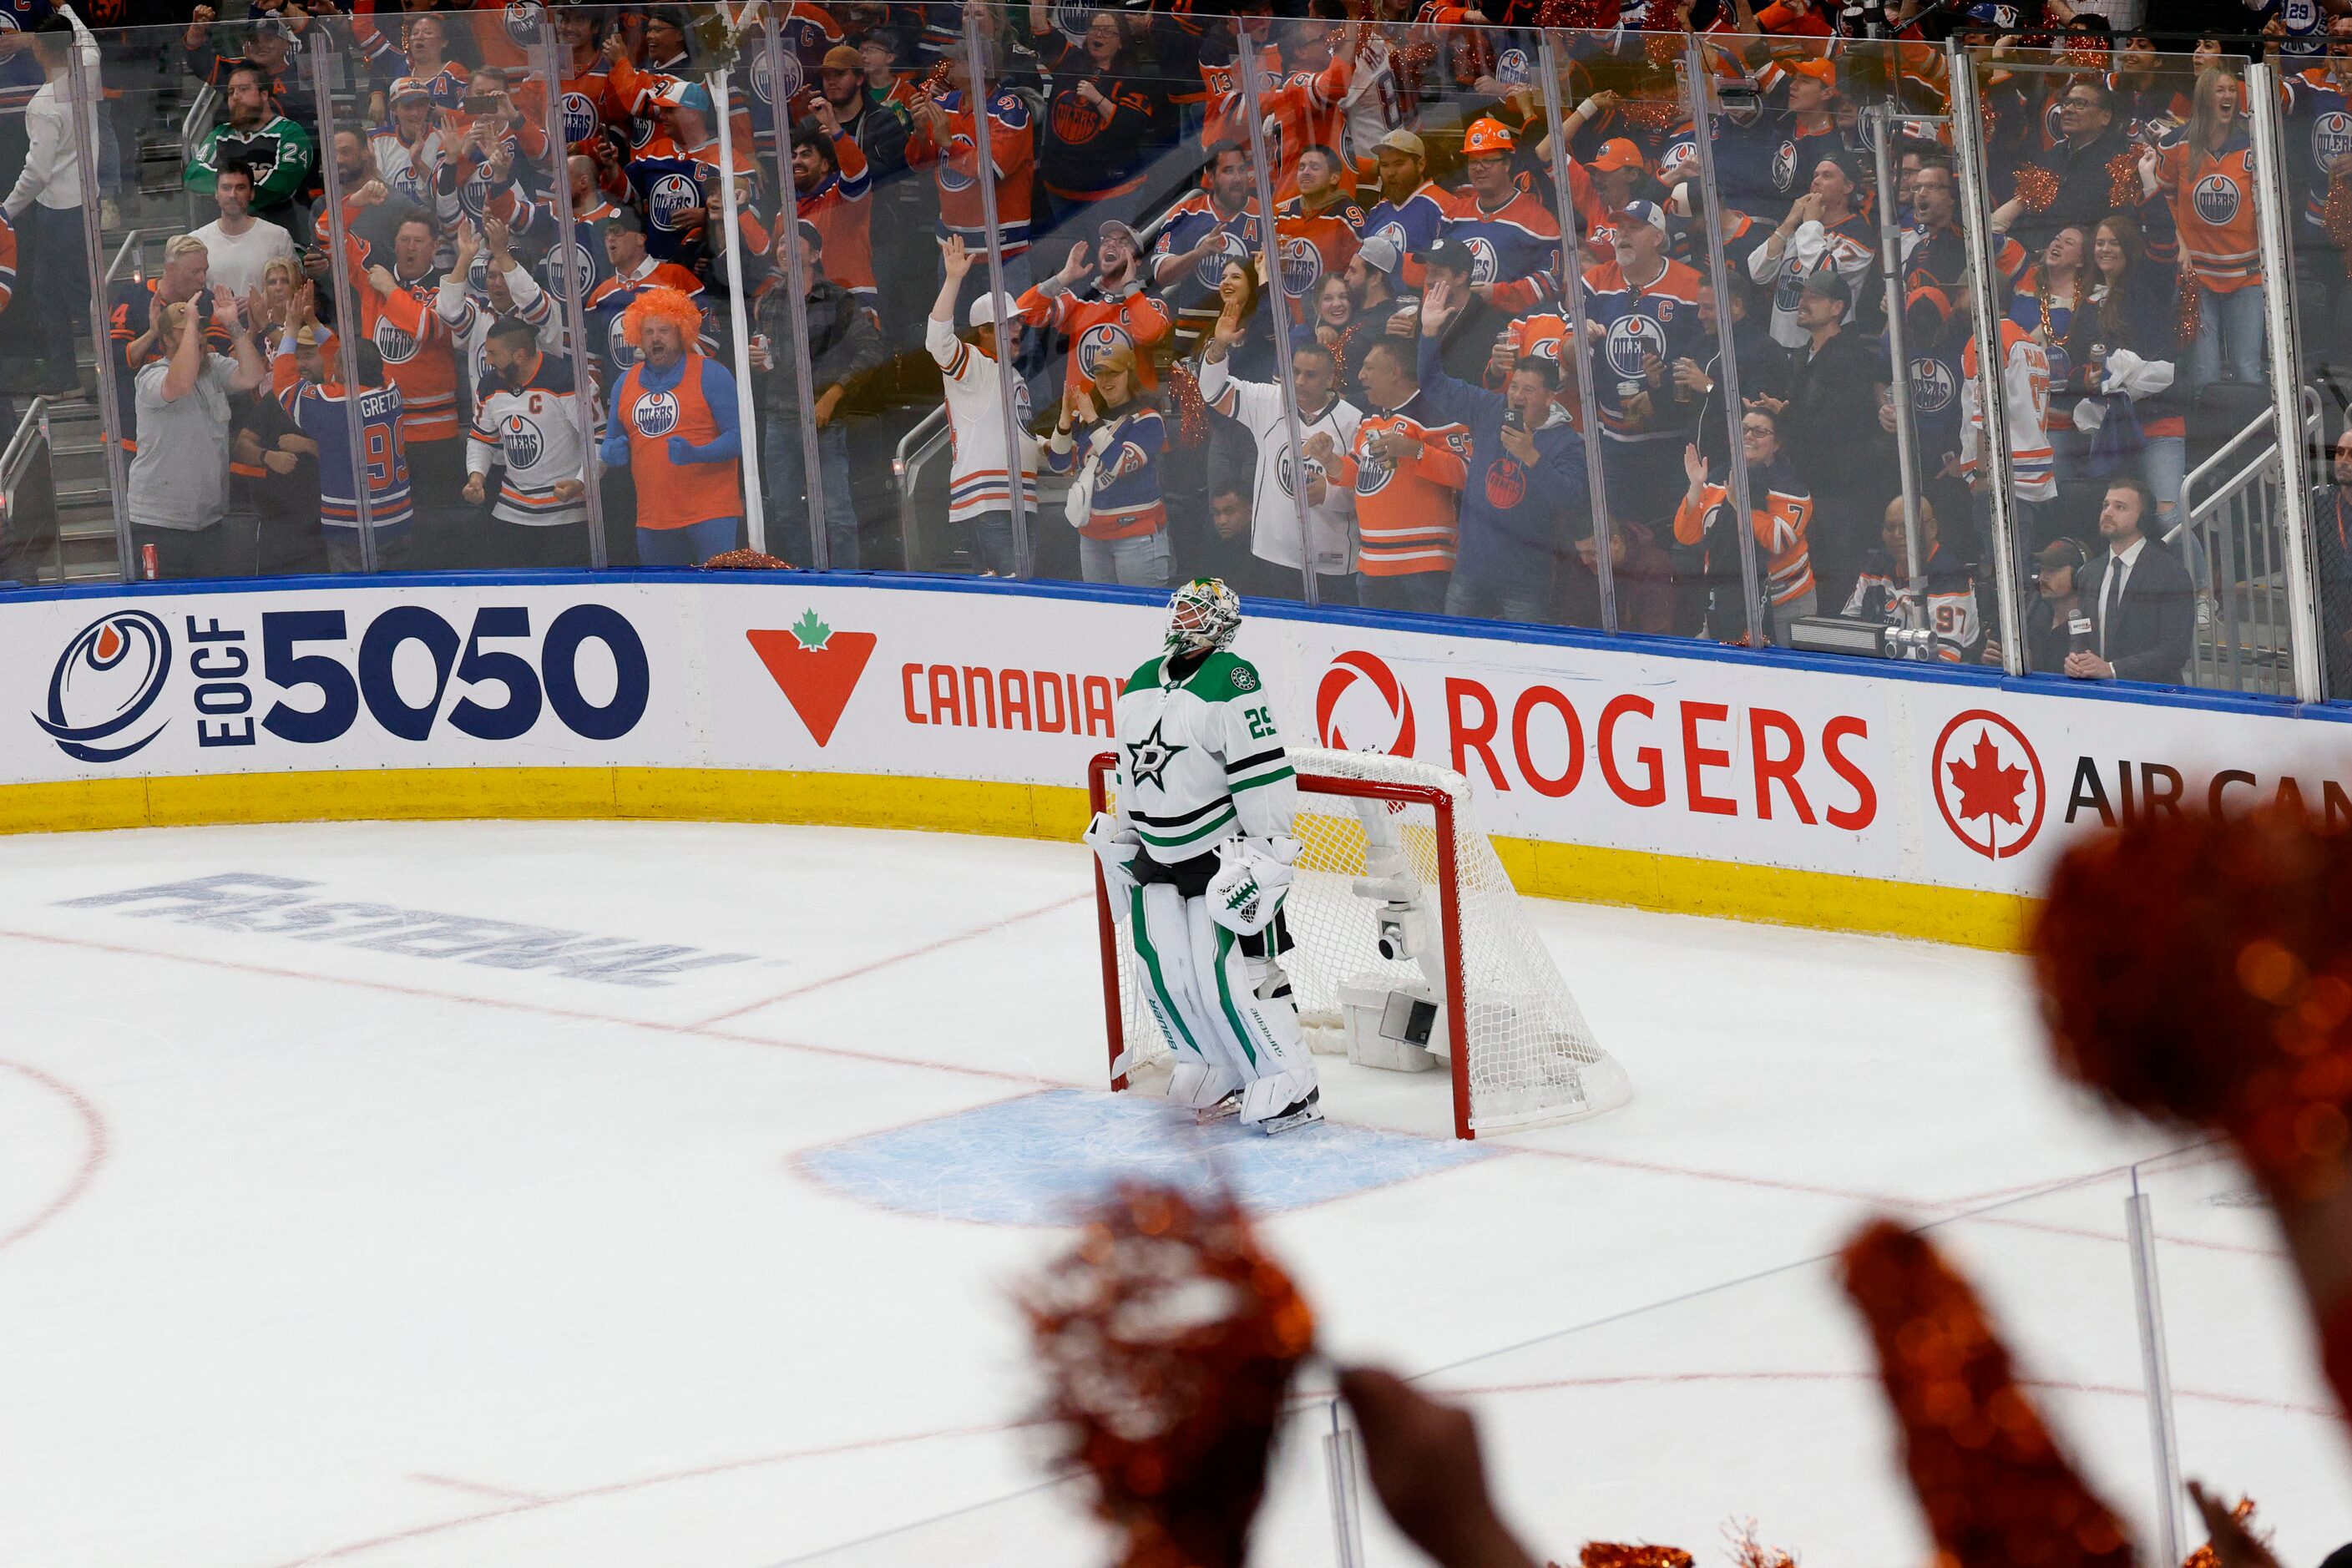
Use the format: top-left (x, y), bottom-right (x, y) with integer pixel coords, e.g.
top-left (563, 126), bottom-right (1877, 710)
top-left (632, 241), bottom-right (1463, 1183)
top-left (1311, 650), bottom-right (1877, 828)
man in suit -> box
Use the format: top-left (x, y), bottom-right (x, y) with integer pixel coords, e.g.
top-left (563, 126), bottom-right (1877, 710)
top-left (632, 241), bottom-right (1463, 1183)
top-left (2068, 475), bottom-right (2194, 685)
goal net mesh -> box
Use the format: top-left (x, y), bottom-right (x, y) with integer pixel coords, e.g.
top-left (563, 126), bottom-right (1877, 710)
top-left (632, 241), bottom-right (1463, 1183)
top-left (1103, 747), bottom-right (1631, 1133)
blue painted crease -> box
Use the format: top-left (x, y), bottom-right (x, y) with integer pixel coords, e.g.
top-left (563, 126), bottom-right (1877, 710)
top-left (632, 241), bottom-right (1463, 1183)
top-left (801, 1088), bottom-right (1489, 1225)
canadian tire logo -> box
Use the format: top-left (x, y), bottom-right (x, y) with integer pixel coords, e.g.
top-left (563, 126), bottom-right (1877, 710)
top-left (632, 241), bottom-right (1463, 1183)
top-left (746, 610), bottom-right (877, 747)
top-left (1315, 650), bottom-right (1416, 756)
top-left (1931, 709), bottom-right (2045, 860)
top-left (36, 610), bottom-right (172, 762)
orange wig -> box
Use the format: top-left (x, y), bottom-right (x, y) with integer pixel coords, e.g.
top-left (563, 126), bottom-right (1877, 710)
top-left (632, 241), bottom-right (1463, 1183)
top-left (620, 285), bottom-right (702, 349)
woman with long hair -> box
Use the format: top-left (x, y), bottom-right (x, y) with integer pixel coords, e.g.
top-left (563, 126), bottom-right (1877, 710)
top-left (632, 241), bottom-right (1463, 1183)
top-left (2011, 225), bottom-right (2091, 482)
top-left (2063, 214), bottom-right (2187, 526)
top-left (2138, 67), bottom-right (2263, 394)
top-left (1295, 272), bottom-right (1356, 362)
top-left (1028, 8), bottom-right (1167, 244)
top-left (1048, 340), bottom-right (1171, 586)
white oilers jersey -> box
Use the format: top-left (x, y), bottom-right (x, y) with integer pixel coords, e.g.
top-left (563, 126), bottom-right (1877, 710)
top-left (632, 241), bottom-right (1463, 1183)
top-left (467, 353), bottom-right (595, 526)
top-left (372, 128), bottom-right (446, 208)
top-left (436, 260), bottom-right (564, 397)
top-left (1198, 356), bottom-right (1360, 575)
top-left (925, 313), bottom-right (1038, 524)
top-left (1113, 651), bottom-right (1297, 867)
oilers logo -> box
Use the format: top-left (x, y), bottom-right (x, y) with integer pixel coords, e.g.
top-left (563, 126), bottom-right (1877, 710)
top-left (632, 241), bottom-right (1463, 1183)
top-left (2193, 172), bottom-right (2242, 225)
top-left (1603, 315), bottom-right (1667, 380)
top-left (546, 240), bottom-right (596, 296)
top-left (1371, 220), bottom-right (1407, 259)
top-left (631, 390), bottom-right (681, 438)
top-left (1194, 228), bottom-right (1252, 291)
top-left (1495, 47), bottom-right (1533, 87)
top-left (389, 163), bottom-right (427, 203)
top-left (466, 250), bottom-right (493, 297)
top-left (460, 166), bottom-right (493, 220)
top-left (607, 310), bottom-right (638, 369)
top-left (1275, 443), bottom-right (1323, 498)
top-left (939, 134), bottom-right (976, 192)
top-left (1278, 235), bottom-right (1321, 297)
top-left (772, 48), bottom-right (804, 105)
top-left (1354, 433), bottom-right (1396, 494)
top-left (561, 90), bottom-right (599, 145)
top-left (1909, 355), bottom-right (1957, 416)
top-left (1772, 139), bottom-right (1798, 194)
top-left (2315, 112), bottom-right (2352, 175)
top-left (750, 46), bottom-right (772, 107)
top-left (503, 0), bottom-right (540, 44)
top-left (647, 172), bottom-right (701, 231)
top-left (1075, 322), bottom-right (1134, 380)
top-left (1049, 0), bottom-right (1091, 39)
top-left (375, 316), bottom-right (419, 364)
top-left (35, 611), bottom-right (173, 763)
top-left (1464, 235), bottom-right (1500, 287)
top-left (500, 412), bottom-right (547, 468)
top-left (1521, 331), bottom-right (1561, 363)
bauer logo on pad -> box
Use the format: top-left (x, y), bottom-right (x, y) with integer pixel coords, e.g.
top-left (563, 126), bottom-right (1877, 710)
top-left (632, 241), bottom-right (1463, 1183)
top-left (746, 611), bottom-right (877, 748)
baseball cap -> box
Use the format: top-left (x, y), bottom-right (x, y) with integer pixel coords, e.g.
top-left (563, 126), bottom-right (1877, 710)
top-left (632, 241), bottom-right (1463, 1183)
top-left (821, 43), bottom-right (861, 73)
top-left (1419, 237), bottom-right (1477, 276)
top-left (968, 291), bottom-right (1019, 328)
top-left (1373, 128), bottom-right (1427, 161)
top-left (797, 218), bottom-right (822, 251)
top-left (2034, 537), bottom-right (2087, 574)
top-left (292, 322), bottom-right (323, 347)
top-left (1098, 217), bottom-right (1143, 251)
top-left (250, 17), bottom-right (292, 41)
top-left (857, 28), bottom-right (902, 59)
top-left (1460, 117), bottom-right (1515, 156)
top-left (655, 78), bottom-right (714, 116)
top-left (1591, 138), bottom-right (1646, 175)
top-left (1356, 234), bottom-right (1403, 277)
top-left (1786, 58), bottom-right (1838, 89)
top-left (388, 75), bottom-right (431, 102)
top-left (1800, 269), bottom-right (1852, 306)
top-left (1616, 199), bottom-right (1669, 236)
top-left (642, 4), bottom-right (689, 32)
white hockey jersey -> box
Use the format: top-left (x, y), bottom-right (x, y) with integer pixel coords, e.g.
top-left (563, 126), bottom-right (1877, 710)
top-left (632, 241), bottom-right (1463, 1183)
top-left (927, 313), bottom-right (1039, 525)
top-left (1199, 356), bottom-right (1361, 576)
top-left (1113, 650), bottom-right (1298, 867)
top-left (1748, 215), bottom-right (1876, 349)
top-left (1960, 320), bottom-right (2055, 503)
top-left (466, 352), bottom-right (595, 527)
top-left (436, 259), bottom-right (565, 402)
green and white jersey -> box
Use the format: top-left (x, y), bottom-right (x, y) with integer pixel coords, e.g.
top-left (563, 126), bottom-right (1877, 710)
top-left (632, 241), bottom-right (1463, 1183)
top-left (1114, 650), bottom-right (1297, 866)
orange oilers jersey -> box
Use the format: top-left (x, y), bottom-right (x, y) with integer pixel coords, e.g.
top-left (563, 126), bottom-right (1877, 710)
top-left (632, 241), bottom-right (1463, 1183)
top-left (2149, 138), bottom-right (2262, 292)
top-left (609, 354), bottom-right (741, 530)
top-left (793, 129), bottom-right (874, 292)
top-left (1332, 393), bottom-right (1469, 575)
top-left (1272, 198), bottom-right (1364, 321)
top-left (558, 59), bottom-right (634, 149)
top-left (1201, 45), bottom-right (1353, 198)
top-left (1014, 281), bottom-right (1175, 397)
top-left (1673, 476), bottom-right (1816, 607)
top-left (935, 89), bottom-right (1034, 255)
top-left (349, 251), bottom-right (463, 445)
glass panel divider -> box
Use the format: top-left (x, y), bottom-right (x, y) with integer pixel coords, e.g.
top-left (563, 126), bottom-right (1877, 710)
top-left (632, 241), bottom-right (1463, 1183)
top-left (305, 31), bottom-right (382, 572)
top-left (1538, 28), bottom-right (1617, 635)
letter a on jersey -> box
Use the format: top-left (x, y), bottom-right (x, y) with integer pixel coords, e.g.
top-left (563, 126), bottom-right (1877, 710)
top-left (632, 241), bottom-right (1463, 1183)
top-left (746, 611), bottom-right (878, 747)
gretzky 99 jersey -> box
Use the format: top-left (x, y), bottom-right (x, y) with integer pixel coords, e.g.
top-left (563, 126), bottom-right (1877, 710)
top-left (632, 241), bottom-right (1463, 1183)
top-left (1114, 650), bottom-right (1297, 868)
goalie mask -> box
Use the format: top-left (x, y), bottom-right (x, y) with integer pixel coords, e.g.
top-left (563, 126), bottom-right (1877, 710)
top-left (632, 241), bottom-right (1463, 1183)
top-left (1165, 577), bottom-right (1242, 658)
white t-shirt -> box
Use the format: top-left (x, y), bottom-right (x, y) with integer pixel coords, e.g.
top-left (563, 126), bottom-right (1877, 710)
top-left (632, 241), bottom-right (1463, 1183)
top-left (192, 219), bottom-right (296, 301)
top-left (128, 355), bottom-right (238, 531)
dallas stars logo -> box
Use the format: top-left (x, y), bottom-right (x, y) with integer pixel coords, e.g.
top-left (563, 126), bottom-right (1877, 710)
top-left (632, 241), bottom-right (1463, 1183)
top-left (1126, 717), bottom-right (1186, 790)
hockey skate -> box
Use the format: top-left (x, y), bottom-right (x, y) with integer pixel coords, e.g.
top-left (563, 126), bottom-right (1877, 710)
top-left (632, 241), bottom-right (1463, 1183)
top-left (1168, 1060), bottom-right (1242, 1122)
top-left (1240, 1072), bottom-right (1323, 1136)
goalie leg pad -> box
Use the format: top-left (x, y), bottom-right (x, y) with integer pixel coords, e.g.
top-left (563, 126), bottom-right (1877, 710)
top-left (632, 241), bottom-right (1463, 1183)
top-left (1184, 897), bottom-right (1319, 1122)
top-left (1131, 883), bottom-right (1251, 1085)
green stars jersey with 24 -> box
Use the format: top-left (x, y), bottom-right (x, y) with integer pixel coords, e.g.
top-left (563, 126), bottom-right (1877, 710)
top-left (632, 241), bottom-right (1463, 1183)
top-left (1114, 650), bottom-right (1298, 867)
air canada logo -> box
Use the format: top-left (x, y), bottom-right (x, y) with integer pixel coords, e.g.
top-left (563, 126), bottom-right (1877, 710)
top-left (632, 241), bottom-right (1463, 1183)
top-left (1316, 650), bottom-right (1416, 757)
top-left (1931, 709), bottom-right (2045, 860)
top-left (746, 610), bottom-right (878, 747)
top-left (37, 611), bottom-right (172, 763)
top-left (631, 390), bottom-right (680, 438)
top-left (2193, 173), bottom-right (2242, 225)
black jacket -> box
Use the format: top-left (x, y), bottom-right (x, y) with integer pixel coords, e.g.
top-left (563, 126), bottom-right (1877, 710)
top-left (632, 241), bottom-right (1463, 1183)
top-left (2078, 537), bottom-right (2196, 685)
top-left (752, 278), bottom-right (885, 418)
top-left (1780, 326), bottom-right (1887, 501)
top-left (2017, 125), bottom-right (2134, 251)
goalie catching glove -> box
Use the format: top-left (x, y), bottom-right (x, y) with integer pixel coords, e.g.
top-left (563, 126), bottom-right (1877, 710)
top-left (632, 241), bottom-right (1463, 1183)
top-left (1085, 812), bottom-right (1142, 898)
top-left (1206, 835), bottom-right (1297, 936)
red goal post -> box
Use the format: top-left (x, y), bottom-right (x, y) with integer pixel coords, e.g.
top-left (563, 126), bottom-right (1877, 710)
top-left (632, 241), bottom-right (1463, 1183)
top-left (1087, 750), bottom-right (1629, 1141)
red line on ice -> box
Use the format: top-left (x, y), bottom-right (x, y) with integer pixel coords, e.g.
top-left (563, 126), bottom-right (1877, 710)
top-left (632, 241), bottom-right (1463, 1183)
top-left (0, 1059), bottom-right (109, 1257)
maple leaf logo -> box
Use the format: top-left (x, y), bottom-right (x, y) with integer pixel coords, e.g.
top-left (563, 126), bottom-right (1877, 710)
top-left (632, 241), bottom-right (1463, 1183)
top-left (746, 615), bottom-right (878, 748)
top-left (1946, 729), bottom-right (2029, 827)
top-left (791, 609), bottom-right (832, 650)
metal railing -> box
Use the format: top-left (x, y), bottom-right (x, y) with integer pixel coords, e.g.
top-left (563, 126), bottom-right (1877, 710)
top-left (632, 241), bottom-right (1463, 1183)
top-left (2182, 387), bottom-right (2324, 696)
top-left (0, 398), bottom-right (58, 583)
top-left (892, 403), bottom-right (949, 574)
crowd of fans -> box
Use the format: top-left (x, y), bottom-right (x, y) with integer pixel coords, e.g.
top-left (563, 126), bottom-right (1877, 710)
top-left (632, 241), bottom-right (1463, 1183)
top-left (0, 0), bottom-right (2332, 686)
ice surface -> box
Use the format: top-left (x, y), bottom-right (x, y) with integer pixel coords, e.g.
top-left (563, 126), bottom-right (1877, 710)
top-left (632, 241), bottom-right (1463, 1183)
top-left (0, 820), bottom-right (2341, 1566)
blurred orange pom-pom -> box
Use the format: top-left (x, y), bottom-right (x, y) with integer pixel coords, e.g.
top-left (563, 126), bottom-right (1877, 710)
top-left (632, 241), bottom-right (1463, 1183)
top-left (1579, 1546), bottom-right (1696, 1568)
top-left (2032, 806), bottom-right (2352, 1203)
top-left (2013, 164), bottom-right (2060, 215)
top-left (1023, 1183), bottom-right (1315, 1568)
top-left (1725, 1520), bottom-right (1798, 1568)
top-left (2178, 1496), bottom-right (2256, 1568)
top-left (1166, 362), bottom-right (1210, 449)
top-left (1538, 0), bottom-right (1616, 28)
top-left (699, 549), bottom-right (795, 570)
top-left (2107, 152), bottom-right (2142, 212)
top-left (1841, 1222), bottom-right (2134, 1568)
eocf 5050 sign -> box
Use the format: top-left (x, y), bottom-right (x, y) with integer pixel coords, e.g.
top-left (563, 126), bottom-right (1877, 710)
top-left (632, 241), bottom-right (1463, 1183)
top-left (190, 604), bottom-right (650, 748)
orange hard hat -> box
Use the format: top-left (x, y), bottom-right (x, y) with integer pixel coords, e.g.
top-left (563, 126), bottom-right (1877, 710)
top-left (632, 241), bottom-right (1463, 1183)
top-left (1460, 117), bottom-right (1516, 157)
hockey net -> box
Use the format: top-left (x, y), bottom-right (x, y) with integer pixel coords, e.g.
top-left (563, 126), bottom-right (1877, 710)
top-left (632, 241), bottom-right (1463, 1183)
top-left (1089, 747), bottom-right (1631, 1138)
